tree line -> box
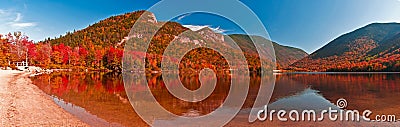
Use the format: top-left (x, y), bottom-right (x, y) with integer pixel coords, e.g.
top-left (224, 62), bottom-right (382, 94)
top-left (0, 32), bottom-right (123, 71)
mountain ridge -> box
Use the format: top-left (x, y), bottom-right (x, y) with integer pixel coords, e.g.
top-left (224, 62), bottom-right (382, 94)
top-left (291, 23), bottom-right (400, 72)
top-left (311, 23), bottom-right (400, 59)
top-left (43, 11), bottom-right (308, 71)
top-left (226, 34), bottom-right (308, 68)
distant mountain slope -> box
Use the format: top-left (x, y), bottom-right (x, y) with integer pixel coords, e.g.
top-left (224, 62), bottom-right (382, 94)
top-left (312, 23), bottom-right (400, 59)
top-left (273, 42), bottom-right (309, 68)
top-left (227, 34), bottom-right (308, 68)
top-left (291, 23), bottom-right (400, 72)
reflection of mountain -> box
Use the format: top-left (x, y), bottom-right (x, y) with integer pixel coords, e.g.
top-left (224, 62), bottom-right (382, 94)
top-left (292, 23), bottom-right (400, 72)
top-left (278, 73), bottom-right (400, 119)
top-left (30, 72), bottom-right (148, 127)
top-left (269, 88), bottom-right (339, 111)
top-left (31, 72), bottom-right (237, 126)
top-left (31, 71), bottom-right (273, 126)
top-left (31, 71), bottom-right (400, 126)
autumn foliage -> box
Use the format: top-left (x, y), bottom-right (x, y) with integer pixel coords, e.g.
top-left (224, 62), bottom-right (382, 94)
top-left (291, 23), bottom-right (400, 72)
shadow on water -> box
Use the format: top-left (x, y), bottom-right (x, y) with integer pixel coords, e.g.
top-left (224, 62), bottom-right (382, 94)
top-left (30, 72), bottom-right (400, 126)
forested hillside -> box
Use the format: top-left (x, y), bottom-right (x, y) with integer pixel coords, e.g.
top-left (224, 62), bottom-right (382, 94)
top-left (291, 23), bottom-right (400, 72)
top-left (1, 10), bottom-right (307, 72)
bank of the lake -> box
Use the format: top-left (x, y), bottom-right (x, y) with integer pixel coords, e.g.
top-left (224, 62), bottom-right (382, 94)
top-left (0, 70), bottom-right (88, 126)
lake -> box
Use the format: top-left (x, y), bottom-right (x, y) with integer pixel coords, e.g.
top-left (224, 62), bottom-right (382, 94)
top-left (30, 72), bottom-right (400, 126)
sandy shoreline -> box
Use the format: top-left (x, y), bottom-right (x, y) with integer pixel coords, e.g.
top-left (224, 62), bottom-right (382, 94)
top-left (0, 70), bottom-right (88, 126)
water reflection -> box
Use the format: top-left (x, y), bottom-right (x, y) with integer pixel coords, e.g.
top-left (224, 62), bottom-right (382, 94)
top-left (52, 96), bottom-right (124, 127)
top-left (31, 72), bottom-right (148, 126)
top-left (276, 73), bottom-right (400, 119)
top-left (30, 72), bottom-right (400, 126)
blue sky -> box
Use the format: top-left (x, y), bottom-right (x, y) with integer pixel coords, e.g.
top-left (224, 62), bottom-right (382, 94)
top-left (0, 0), bottom-right (399, 53)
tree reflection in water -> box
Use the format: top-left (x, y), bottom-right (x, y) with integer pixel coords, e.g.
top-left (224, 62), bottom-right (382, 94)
top-left (31, 72), bottom-right (400, 126)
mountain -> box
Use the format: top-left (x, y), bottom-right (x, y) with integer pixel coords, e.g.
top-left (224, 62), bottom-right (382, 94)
top-left (43, 10), bottom-right (307, 72)
top-left (46, 10), bottom-right (163, 48)
top-left (291, 23), bottom-right (400, 72)
top-left (43, 11), bottom-right (189, 71)
top-left (226, 34), bottom-right (308, 68)
top-left (273, 41), bottom-right (309, 68)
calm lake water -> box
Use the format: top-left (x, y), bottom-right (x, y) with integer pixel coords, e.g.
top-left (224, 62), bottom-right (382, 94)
top-left (30, 72), bottom-right (400, 126)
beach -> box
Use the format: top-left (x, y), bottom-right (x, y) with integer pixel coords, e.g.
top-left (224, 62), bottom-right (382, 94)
top-left (0, 70), bottom-right (88, 126)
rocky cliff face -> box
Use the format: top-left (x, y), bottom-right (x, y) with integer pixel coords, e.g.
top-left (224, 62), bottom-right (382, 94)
top-left (196, 27), bottom-right (225, 42)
